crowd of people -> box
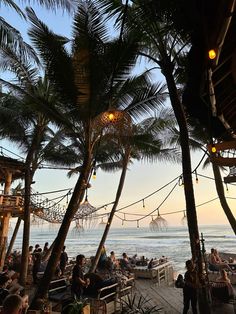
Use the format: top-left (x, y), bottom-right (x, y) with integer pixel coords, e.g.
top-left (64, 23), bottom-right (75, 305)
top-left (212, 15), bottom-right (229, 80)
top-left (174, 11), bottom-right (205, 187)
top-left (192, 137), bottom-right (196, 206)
top-left (0, 241), bottom-right (69, 312)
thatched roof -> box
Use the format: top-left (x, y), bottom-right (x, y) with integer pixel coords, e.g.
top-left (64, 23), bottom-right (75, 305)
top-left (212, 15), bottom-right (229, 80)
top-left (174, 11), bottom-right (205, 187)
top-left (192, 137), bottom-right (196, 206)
top-left (0, 156), bottom-right (25, 182)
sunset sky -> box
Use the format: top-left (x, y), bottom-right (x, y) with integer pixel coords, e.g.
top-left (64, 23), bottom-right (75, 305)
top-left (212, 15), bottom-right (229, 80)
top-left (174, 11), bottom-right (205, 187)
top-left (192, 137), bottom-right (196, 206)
top-left (1, 2), bottom-right (236, 229)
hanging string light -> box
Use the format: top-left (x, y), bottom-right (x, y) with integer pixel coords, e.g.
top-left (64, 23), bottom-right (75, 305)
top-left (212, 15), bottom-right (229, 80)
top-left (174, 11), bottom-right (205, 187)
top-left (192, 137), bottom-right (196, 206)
top-left (92, 168), bottom-right (97, 180)
top-left (225, 183), bottom-right (229, 193)
top-left (142, 199), bottom-right (145, 209)
top-left (137, 220), bottom-right (140, 228)
top-left (181, 211), bottom-right (187, 226)
top-left (178, 176), bottom-right (184, 186)
top-left (195, 170), bottom-right (199, 184)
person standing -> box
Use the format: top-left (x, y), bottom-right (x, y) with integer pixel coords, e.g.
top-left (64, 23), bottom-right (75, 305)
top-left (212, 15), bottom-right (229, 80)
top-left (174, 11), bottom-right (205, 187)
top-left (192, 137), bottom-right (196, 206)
top-left (60, 246), bottom-right (68, 276)
top-left (183, 259), bottom-right (198, 314)
top-left (71, 254), bottom-right (89, 299)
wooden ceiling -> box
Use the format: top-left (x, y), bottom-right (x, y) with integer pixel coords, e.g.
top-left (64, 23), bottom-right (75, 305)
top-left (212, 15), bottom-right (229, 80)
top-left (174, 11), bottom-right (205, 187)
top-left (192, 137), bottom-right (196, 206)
top-left (183, 0), bottom-right (236, 141)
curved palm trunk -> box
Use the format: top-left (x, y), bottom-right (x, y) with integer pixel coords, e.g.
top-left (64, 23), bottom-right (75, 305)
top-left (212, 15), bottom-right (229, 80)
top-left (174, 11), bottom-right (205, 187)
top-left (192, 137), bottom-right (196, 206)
top-left (90, 149), bottom-right (130, 273)
top-left (212, 162), bottom-right (236, 234)
top-left (162, 58), bottom-right (211, 313)
top-left (6, 217), bottom-right (21, 260)
top-left (32, 152), bottom-right (92, 302)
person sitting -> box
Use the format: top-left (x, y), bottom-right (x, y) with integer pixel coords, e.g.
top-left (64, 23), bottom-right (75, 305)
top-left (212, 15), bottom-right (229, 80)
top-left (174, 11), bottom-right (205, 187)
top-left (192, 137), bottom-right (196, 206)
top-left (2, 294), bottom-right (23, 314)
top-left (0, 275), bottom-right (10, 305)
top-left (71, 254), bottom-right (90, 299)
top-left (209, 248), bottom-right (233, 272)
top-left (60, 246), bottom-right (68, 276)
top-left (107, 251), bottom-right (119, 270)
top-left (120, 253), bottom-right (132, 271)
top-left (97, 246), bottom-right (107, 270)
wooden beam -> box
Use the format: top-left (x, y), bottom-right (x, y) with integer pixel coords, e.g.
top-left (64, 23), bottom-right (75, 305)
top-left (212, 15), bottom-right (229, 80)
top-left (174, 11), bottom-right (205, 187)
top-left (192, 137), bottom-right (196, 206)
top-left (211, 156), bottom-right (236, 166)
top-left (208, 140), bottom-right (236, 152)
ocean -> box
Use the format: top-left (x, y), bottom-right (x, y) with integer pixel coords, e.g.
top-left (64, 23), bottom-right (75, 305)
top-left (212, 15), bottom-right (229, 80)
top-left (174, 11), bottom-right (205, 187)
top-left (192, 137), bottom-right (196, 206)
top-left (10, 224), bottom-right (236, 274)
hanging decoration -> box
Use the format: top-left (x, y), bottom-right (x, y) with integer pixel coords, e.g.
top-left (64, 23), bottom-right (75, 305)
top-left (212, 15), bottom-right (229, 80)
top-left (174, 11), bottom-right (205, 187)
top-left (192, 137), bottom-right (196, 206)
top-left (99, 217), bottom-right (107, 227)
top-left (150, 209), bottom-right (168, 231)
top-left (74, 189), bottom-right (97, 229)
top-left (149, 216), bottom-right (156, 231)
top-left (195, 171), bottom-right (199, 184)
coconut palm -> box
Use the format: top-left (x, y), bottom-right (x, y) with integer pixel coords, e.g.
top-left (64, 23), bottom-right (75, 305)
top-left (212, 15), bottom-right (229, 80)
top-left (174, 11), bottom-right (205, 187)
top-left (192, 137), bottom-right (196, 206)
top-left (0, 0), bottom-right (76, 62)
top-left (24, 1), bottom-right (168, 300)
top-left (0, 44), bottom-right (78, 284)
top-left (100, 1), bottom-right (211, 312)
top-left (90, 108), bottom-right (180, 272)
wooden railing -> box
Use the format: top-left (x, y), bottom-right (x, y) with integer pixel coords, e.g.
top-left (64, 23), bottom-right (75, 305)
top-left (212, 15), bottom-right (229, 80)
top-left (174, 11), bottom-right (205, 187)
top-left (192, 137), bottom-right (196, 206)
top-left (0, 195), bottom-right (24, 216)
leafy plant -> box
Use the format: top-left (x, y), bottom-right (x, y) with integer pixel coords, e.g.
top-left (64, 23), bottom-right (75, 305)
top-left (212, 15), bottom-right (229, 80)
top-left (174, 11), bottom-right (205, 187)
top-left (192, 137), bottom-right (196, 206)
top-left (61, 298), bottom-right (85, 314)
top-left (120, 293), bottom-right (162, 313)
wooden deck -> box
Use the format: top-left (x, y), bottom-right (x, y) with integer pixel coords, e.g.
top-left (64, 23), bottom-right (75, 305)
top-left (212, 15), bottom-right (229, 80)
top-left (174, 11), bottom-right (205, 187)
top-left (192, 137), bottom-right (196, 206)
top-left (134, 279), bottom-right (236, 314)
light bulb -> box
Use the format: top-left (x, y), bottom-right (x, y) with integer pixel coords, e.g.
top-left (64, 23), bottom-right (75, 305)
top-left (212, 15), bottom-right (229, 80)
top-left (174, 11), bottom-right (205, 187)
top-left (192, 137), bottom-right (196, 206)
top-left (211, 145), bottom-right (217, 153)
top-left (108, 113), bottom-right (114, 121)
top-left (208, 49), bottom-right (216, 60)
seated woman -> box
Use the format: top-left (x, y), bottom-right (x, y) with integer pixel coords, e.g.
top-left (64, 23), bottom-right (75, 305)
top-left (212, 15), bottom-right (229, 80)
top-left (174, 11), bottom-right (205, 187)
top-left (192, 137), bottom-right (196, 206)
top-left (120, 253), bottom-right (132, 271)
top-left (209, 248), bottom-right (233, 272)
top-left (107, 251), bottom-right (119, 270)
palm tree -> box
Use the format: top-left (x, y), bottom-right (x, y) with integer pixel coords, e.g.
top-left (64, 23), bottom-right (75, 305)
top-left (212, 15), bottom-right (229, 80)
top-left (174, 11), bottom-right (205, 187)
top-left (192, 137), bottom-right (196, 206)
top-left (90, 108), bottom-right (180, 272)
top-left (186, 119), bottom-right (236, 234)
top-left (0, 0), bottom-right (76, 62)
top-left (0, 45), bottom-right (78, 285)
top-left (24, 1), bottom-right (168, 300)
top-left (100, 1), bottom-right (211, 312)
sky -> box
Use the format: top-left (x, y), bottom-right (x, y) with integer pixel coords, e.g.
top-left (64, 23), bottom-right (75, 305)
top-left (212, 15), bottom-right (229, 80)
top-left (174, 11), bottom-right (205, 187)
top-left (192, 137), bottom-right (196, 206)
top-left (1, 1), bottom-right (236, 230)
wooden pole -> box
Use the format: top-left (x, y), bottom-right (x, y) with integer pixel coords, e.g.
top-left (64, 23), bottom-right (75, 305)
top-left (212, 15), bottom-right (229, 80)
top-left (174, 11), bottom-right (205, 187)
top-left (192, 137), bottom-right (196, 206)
top-left (6, 217), bottom-right (21, 260)
top-left (0, 172), bottom-right (12, 269)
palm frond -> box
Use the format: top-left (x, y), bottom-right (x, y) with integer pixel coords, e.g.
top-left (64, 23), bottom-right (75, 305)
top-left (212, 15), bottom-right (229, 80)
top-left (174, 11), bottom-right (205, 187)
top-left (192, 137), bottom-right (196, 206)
top-left (27, 7), bottom-right (76, 104)
top-left (0, 17), bottom-right (39, 63)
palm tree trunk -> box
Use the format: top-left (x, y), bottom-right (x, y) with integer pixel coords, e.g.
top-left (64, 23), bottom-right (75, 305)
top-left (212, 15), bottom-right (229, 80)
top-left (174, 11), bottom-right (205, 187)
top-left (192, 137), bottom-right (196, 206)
top-left (162, 58), bottom-right (211, 313)
top-left (32, 152), bottom-right (92, 302)
top-left (6, 217), bottom-right (21, 260)
top-left (19, 166), bottom-right (32, 286)
top-left (90, 149), bottom-right (130, 273)
top-left (212, 162), bottom-right (236, 234)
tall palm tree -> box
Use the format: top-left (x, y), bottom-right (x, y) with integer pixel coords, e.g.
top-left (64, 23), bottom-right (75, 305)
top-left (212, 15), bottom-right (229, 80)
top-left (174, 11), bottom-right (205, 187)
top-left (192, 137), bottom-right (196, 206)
top-left (90, 108), bottom-right (180, 272)
top-left (100, 1), bottom-right (211, 312)
top-left (25, 1), bottom-right (167, 300)
top-left (0, 45), bottom-right (78, 284)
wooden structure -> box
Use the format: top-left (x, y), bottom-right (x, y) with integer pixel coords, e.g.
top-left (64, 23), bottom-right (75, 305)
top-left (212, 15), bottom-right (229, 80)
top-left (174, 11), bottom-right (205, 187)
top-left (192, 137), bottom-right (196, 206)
top-left (135, 279), bottom-right (236, 314)
top-left (0, 156), bottom-right (25, 268)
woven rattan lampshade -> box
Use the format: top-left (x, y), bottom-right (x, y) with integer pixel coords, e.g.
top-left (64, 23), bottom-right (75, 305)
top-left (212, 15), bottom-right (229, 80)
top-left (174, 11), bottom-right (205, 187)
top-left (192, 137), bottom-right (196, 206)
top-left (95, 109), bottom-right (132, 135)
